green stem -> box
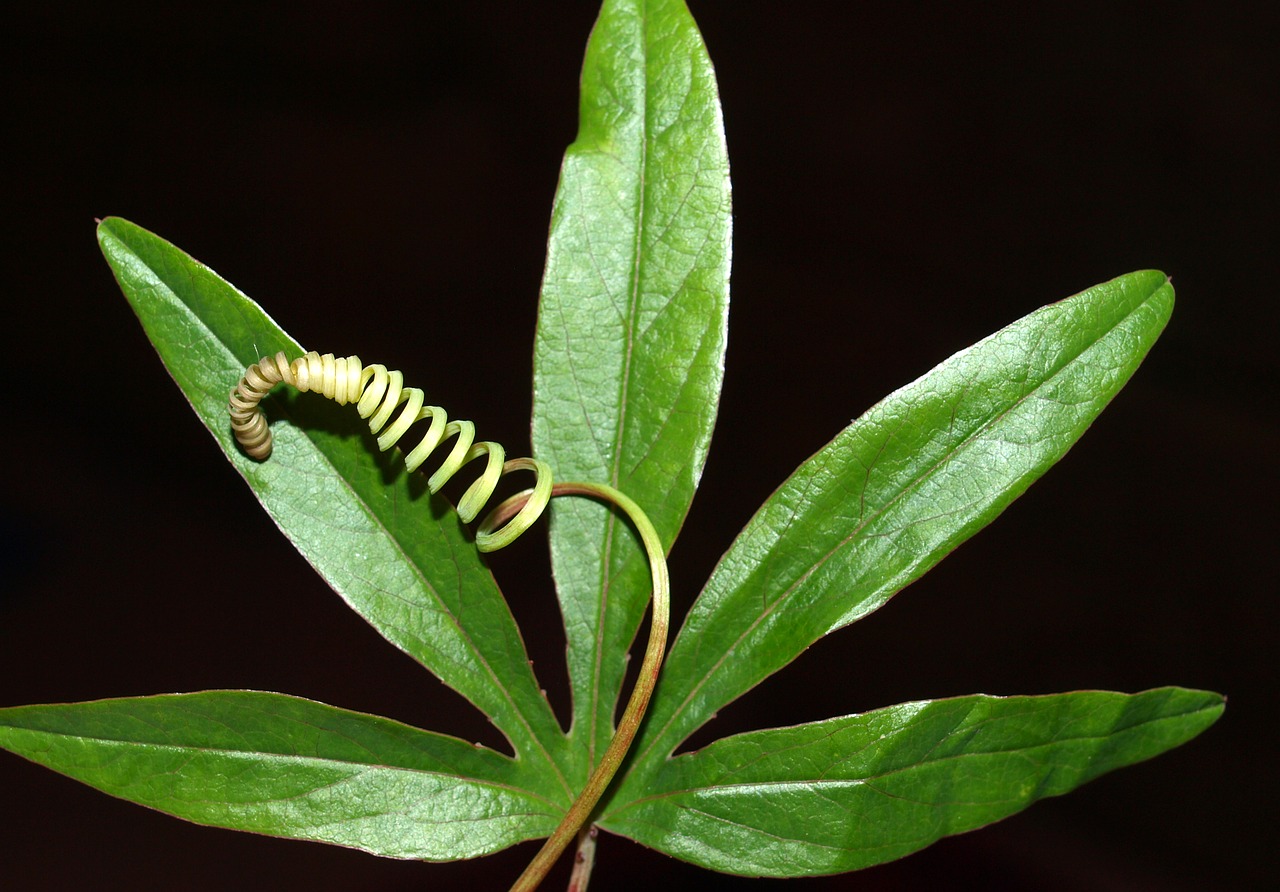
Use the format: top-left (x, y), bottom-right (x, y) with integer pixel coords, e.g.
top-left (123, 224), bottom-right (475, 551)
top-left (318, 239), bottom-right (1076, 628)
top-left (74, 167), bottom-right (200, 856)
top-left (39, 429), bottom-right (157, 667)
top-left (506, 482), bottom-right (670, 892)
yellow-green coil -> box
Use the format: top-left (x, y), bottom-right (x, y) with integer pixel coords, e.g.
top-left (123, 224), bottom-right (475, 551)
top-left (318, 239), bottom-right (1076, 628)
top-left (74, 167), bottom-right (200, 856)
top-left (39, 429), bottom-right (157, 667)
top-left (229, 351), bottom-right (552, 551)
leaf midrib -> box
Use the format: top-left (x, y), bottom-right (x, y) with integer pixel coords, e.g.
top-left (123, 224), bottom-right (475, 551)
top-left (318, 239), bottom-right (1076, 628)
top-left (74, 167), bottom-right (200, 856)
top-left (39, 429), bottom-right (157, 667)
top-left (608, 698), bottom-right (1215, 817)
top-left (587, 0), bottom-right (651, 769)
top-left (8, 728), bottom-right (561, 807)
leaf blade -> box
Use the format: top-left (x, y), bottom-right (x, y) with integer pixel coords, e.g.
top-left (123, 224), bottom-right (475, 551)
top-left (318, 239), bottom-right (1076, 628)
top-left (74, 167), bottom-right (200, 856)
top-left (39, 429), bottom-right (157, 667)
top-left (0, 692), bottom-right (561, 860)
top-left (532, 0), bottom-right (731, 762)
top-left (629, 270), bottom-right (1175, 766)
top-left (98, 217), bottom-right (569, 788)
top-left (602, 687), bottom-right (1223, 876)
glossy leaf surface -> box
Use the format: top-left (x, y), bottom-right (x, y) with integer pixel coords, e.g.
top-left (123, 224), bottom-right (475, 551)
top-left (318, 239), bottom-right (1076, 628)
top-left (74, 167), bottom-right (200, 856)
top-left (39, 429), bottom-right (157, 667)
top-left (619, 271), bottom-right (1175, 774)
top-left (0, 692), bottom-right (559, 859)
top-left (531, 0), bottom-right (732, 764)
top-left (97, 218), bottom-right (570, 793)
top-left (604, 688), bottom-right (1223, 875)
top-left (0, 0), bottom-right (1219, 878)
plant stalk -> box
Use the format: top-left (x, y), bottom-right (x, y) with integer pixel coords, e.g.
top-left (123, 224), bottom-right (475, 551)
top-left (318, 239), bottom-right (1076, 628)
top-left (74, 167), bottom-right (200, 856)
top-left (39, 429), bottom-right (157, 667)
top-left (567, 825), bottom-right (597, 892)
top-left (501, 482), bottom-right (670, 892)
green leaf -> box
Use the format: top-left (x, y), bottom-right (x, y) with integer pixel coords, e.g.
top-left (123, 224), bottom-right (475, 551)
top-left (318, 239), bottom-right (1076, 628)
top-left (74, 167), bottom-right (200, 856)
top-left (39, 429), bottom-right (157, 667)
top-left (532, 0), bottom-right (732, 769)
top-left (623, 270), bottom-right (1175, 771)
top-left (98, 217), bottom-right (570, 795)
top-left (602, 687), bottom-right (1223, 876)
top-left (0, 692), bottom-right (561, 860)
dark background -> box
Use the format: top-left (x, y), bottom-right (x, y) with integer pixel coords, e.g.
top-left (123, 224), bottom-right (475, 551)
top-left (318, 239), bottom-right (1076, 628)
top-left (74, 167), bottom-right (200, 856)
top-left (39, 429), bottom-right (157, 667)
top-left (3, 2), bottom-right (1273, 889)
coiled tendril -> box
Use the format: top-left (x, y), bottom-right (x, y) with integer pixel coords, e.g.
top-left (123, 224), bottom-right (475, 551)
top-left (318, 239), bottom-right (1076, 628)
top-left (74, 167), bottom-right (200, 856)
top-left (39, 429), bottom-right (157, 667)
top-left (228, 349), bottom-right (670, 892)
top-left (228, 351), bottom-right (552, 552)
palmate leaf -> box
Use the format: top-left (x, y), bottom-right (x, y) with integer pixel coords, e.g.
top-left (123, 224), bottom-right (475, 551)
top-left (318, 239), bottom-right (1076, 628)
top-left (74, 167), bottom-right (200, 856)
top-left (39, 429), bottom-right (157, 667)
top-left (0, 692), bottom-right (560, 859)
top-left (617, 270), bottom-right (1179, 781)
top-left (602, 688), bottom-right (1224, 875)
top-left (0, 0), bottom-right (1220, 883)
top-left (96, 218), bottom-right (572, 805)
top-left (531, 0), bottom-right (732, 769)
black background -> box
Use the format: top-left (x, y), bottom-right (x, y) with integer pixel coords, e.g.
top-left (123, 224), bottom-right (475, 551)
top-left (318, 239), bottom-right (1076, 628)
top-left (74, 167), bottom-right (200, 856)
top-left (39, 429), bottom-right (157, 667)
top-left (3, 2), bottom-right (1273, 889)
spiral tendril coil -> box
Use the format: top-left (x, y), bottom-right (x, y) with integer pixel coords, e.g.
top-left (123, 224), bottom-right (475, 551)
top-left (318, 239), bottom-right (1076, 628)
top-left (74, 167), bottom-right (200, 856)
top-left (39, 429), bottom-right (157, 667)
top-left (229, 351), bottom-right (552, 552)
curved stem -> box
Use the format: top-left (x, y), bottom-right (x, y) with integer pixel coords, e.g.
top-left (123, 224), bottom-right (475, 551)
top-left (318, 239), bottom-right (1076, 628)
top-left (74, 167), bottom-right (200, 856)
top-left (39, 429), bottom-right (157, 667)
top-left (505, 482), bottom-right (670, 892)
